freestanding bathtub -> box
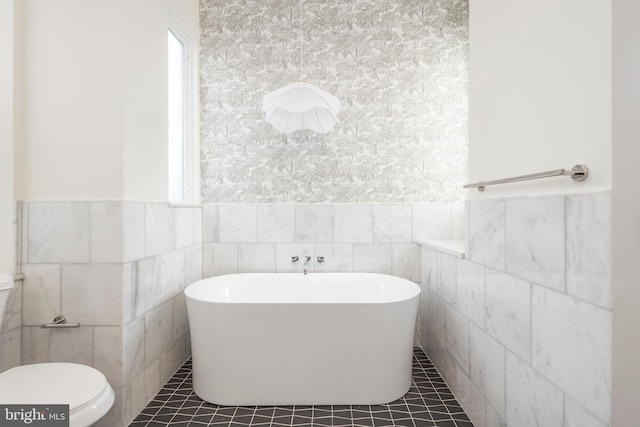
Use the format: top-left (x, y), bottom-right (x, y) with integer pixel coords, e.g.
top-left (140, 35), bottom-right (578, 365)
top-left (184, 272), bottom-right (420, 406)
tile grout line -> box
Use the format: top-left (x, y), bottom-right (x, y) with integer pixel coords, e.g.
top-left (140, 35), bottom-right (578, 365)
top-left (155, 368), bottom-right (190, 426)
top-left (167, 369), bottom-right (199, 425)
top-left (411, 352), bottom-right (433, 423)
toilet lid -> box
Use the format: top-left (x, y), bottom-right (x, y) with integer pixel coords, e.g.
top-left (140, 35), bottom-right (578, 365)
top-left (0, 363), bottom-right (109, 409)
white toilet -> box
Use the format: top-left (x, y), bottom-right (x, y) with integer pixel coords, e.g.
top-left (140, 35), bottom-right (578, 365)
top-left (0, 273), bottom-right (115, 426)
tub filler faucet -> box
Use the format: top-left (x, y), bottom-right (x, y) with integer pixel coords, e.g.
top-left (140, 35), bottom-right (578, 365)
top-left (291, 255), bottom-right (312, 275)
top-left (303, 256), bottom-right (311, 275)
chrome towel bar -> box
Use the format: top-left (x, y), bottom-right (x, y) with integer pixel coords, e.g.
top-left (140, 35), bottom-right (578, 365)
top-left (464, 164), bottom-right (588, 192)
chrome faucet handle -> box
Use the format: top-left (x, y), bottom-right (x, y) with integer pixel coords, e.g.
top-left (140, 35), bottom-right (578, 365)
top-left (317, 256), bottom-right (325, 264)
top-left (291, 256), bottom-right (299, 263)
top-left (304, 256), bottom-right (311, 263)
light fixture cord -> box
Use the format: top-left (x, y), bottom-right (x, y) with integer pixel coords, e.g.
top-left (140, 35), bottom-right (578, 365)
top-left (300, 0), bottom-right (303, 80)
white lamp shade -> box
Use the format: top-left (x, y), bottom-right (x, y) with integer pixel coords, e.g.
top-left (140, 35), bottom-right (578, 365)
top-left (263, 82), bottom-right (340, 134)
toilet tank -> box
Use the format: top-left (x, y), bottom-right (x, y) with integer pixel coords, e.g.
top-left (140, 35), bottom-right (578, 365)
top-left (0, 273), bottom-right (14, 321)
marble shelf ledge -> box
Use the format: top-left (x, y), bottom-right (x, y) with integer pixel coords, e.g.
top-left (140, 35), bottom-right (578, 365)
top-left (416, 239), bottom-right (465, 259)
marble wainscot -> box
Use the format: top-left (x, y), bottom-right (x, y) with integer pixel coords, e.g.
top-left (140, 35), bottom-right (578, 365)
top-left (418, 193), bottom-right (611, 427)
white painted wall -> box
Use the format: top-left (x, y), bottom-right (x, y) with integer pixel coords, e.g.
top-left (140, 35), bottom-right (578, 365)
top-left (1, 0), bottom-right (199, 270)
top-left (0, 0), bottom-right (21, 273)
top-left (168, 0), bottom-right (199, 37)
top-left (612, 1), bottom-right (640, 425)
top-left (23, 0), bottom-right (125, 200)
top-left (0, 0), bottom-right (13, 273)
top-left (122, 0), bottom-right (169, 202)
top-left (20, 0), bottom-right (200, 202)
top-left (468, 0), bottom-right (612, 198)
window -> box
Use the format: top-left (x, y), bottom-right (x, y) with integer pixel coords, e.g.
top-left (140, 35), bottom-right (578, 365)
top-left (168, 29), bottom-right (184, 202)
top-left (168, 17), bottom-right (198, 204)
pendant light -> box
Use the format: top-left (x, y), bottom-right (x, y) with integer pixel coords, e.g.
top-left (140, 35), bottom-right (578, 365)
top-left (262, 0), bottom-right (340, 134)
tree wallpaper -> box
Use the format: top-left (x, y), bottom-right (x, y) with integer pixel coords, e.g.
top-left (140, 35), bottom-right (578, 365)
top-left (200, 0), bottom-right (468, 203)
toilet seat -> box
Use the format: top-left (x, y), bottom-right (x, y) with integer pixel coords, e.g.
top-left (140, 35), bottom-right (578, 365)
top-left (0, 363), bottom-right (115, 426)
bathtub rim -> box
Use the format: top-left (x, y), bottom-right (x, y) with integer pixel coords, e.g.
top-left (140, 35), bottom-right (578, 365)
top-left (184, 272), bottom-right (421, 305)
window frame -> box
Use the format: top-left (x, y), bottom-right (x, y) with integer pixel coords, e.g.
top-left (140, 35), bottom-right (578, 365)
top-left (168, 13), bottom-right (199, 205)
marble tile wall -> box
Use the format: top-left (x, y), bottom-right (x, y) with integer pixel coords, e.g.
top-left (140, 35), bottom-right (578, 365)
top-left (0, 203), bottom-right (22, 373)
top-left (418, 192), bottom-right (612, 427)
top-left (202, 202), bottom-right (464, 281)
top-left (18, 201), bottom-right (202, 427)
top-left (0, 283), bottom-right (22, 372)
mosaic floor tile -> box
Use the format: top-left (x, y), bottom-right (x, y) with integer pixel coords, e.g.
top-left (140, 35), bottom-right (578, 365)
top-left (128, 348), bottom-right (474, 427)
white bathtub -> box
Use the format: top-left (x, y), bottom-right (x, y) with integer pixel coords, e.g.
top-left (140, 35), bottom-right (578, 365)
top-left (184, 272), bottom-right (420, 406)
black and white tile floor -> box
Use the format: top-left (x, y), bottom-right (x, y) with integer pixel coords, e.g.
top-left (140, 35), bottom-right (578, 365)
top-left (129, 348), bottom-right (474, 427)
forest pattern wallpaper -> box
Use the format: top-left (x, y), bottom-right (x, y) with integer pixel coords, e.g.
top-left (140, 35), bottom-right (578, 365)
top-left (200, 0), bottom-right (468, 203)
